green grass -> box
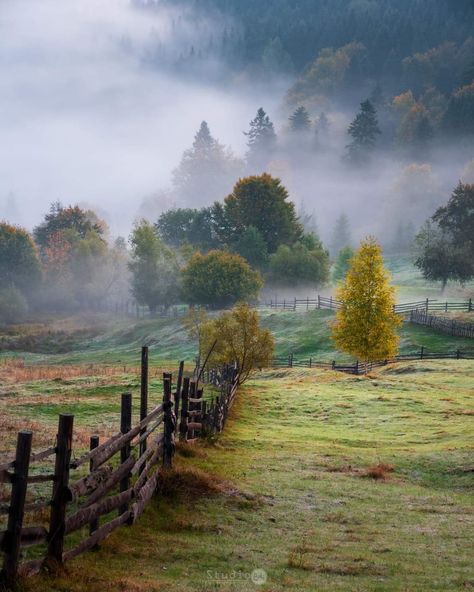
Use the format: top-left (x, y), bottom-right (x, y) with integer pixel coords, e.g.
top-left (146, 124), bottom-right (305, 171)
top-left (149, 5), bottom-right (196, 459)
top-left (1, 307), bottom-right (472, 369)
top-left (385, 255), bottom-right (474, 301)
top-left (24, 360), bottom-right (474, 592)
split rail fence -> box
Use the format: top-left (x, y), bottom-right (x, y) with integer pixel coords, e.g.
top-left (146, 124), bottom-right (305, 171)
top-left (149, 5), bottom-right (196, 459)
top-left (274, 346), bottom-right (474, 375)
top-left (409, 309), bottom-right (474, 339)
top-left (261, 296), bottom-right (473, 315)
top-left (0, 348), bottom-right (239, 588)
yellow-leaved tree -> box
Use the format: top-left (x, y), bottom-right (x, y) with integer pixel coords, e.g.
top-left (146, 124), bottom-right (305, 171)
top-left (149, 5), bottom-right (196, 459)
top-left (196, 303), bottom-right (275, 385)
top-left (332, 238), bottom-right (401, 363)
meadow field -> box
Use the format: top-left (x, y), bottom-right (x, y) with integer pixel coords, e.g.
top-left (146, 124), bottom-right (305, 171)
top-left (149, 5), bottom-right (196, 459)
top-left (0, 361), bottom-right (470, 592)
top-left (0, 260), bottom-right (473, 591)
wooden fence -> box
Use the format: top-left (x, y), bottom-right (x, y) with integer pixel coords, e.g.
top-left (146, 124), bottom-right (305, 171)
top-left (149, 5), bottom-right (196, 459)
top-left (0, 349), bottom-right (239, 588)
top-left (274, 347), bottom-right (474, 375)
top-left (261, 296), bottom-right (473, 315)
top-left (409, 309), bottom-right (474, 339)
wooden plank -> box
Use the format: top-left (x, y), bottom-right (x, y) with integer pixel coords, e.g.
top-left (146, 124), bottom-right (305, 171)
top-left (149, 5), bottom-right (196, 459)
top-left (65, 488), bottom-right (134, 535)
top-left (27, 473), bottom-right (55, 484)
top-left (130, 470), bottom-right (159, 523)
top-left (62, 510), bottom-right (131, 563)
top-left (85, 455), bottom-right (135, 507)
top-left (71, 404), bottom-right (164, 470)
top-left (20, 526), bottom-right (48, 548)
top-left (130, 434), bottom-right (163, 477)
top-left (30, 446), bottom-right (57, 463)
top-left (69, 465), bottom-right (113, 501)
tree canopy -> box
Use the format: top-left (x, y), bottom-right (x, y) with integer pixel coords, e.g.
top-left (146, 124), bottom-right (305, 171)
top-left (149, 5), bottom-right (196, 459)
top-left (0, 223), bottom-right (41, 297)
top-left (129, 220), bottom-right (180, 312)
top-left (332, 238), bottom-right (401, 363)
top-left (181, 250), bottom-right (262, 308)
top-left (222, 174), bottom-right (302, 253)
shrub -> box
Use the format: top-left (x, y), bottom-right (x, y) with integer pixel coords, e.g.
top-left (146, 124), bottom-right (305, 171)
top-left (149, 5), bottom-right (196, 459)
top-left (181, 250), bottom-right (262, 308)
top-left (269, 234), bottom-right (330, 285)
top-left (201, 303), bottom-right (275, 383)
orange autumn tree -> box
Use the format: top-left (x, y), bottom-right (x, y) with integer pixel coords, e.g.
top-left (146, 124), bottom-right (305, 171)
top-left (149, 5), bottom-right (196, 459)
top-left (332, 238), bottom-right (401, 363)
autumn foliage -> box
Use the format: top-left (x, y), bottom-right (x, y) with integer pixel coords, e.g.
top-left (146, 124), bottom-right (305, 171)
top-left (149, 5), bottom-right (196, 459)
top-left (331, 238), bottom-right (401, 363)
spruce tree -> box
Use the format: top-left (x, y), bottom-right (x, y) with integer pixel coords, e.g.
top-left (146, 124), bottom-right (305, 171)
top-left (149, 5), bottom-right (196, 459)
top-left (244, 108), bottom-right (277, 169)
top-left (289, 106), bottom-right (311, 132)
top-left (346, 99), bottom-right (381, 163)
top-left (173, 121), bottom-right (242, 204)
top-left (330, 213), bottom-right (351, 256)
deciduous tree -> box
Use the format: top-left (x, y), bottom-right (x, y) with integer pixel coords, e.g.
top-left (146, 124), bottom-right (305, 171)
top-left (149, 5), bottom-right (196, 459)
top-left (332, 238), bottom-right (401, 363)
top-left (223, 174), bottom-right (302, 253)
top-left (129, 221), bottom-right (180, 312)
top-left (202, 303), bottom-right (275, 384)
top-left (182, 250), bottom-right (262, 308)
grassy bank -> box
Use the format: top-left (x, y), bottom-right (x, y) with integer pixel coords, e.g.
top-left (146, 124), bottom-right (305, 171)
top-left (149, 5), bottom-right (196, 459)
top-left (21, 360), bottom-right (474, 592)
top-left (1, 307), bottom-right (473, 368)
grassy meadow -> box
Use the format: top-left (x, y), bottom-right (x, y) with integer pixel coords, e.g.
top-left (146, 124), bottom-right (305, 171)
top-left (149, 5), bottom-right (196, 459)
top-left (10, 360), bottom-right (471, 592)
top-left (0, 255), bottom-right (472, 591)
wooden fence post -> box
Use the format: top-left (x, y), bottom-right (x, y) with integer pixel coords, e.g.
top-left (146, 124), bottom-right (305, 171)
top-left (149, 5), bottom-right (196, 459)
top-left (469, 298), bottom-right (472, 312)
top-left (119, 394), bottom-right (132, 520)
top-left (140, 347), bottom-right (149, 460)
top-left (420, 346), bottom-right (424, 360)
top-left (425, 298), bottom-right (429, 314)
top-left (89, 435), bottom-right (99, 541)
top-left (179, 377), bottom-right (190, 441)
top-left (163, 377), bottom-right (175, 468)
top-left (174, 361), bottom-right (184, 433)
top-left (318, 295), bottom-right (321, 309)
top-left (1, 430), bottom-right (33, 587)
top-left (48, 414), bottom-right (74, 567)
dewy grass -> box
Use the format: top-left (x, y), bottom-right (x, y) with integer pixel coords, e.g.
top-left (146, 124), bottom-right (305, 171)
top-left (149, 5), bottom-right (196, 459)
top-left (16, 359), bottom-right (474, 592)
top-left (2, 307), bottom-right (472, 368)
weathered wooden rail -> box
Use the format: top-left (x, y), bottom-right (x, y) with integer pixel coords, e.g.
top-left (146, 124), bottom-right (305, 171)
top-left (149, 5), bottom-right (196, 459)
top-left (273, 347), bottom-right (474, 374)
top-left (0, 349), bottom-right (239, 588)
top-left (260, 296), bottom-right (473, 315)
top-left (408, 309), bottom-right (474, 339)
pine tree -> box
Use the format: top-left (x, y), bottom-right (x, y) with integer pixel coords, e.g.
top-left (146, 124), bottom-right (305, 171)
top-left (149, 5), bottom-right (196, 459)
top-left (332, 238), bottom-right (401, 364)
top-left (173, 121), bottom-right (243, 204)
top-left (244, 108), bottom-right (277, 169)
top-left (332, 246), bottom-right (354, 283)
top-left (346, 99), bottom-right (381, 163)
top-left (330, 213), bottom-right (351, 256)
top-left (289, 106), bottom-right (311, 132)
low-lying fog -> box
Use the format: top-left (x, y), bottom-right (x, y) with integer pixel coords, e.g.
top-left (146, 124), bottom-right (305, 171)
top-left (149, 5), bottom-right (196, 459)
top-left (1, 0), bottom-right (472, 245)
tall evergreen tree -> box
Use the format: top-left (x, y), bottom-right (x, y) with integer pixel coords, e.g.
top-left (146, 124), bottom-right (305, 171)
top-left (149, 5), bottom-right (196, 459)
top-left (346, 99), bottom-right (381, 163)
top-left (244, 108), bottom-right (277, 169)
top-left (330, 213), bottom-right (351, 256)
top-left (288, 106), bottom-right (311, 132)
top-left (173, 121), bottom-right (243, 205)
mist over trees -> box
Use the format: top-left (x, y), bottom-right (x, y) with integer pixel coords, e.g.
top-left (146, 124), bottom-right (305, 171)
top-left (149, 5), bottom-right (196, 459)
top-left (1, 0), bottom-right (473, 324)
top-left (415, 182), bottom-right (474, 292)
